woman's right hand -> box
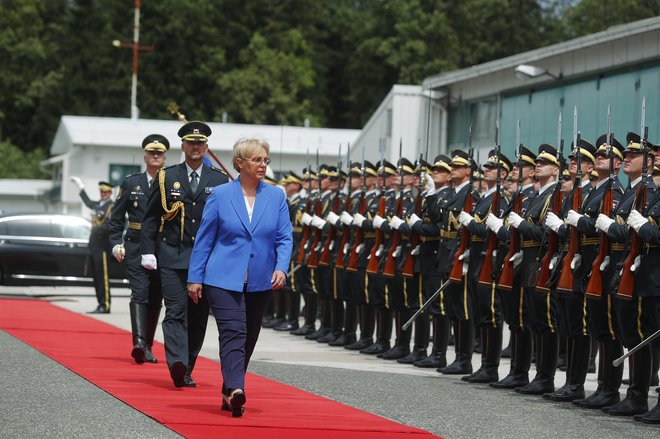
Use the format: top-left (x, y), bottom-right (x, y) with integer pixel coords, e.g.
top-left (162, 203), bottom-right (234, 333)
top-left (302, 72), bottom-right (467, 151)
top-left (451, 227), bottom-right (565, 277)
top-left (188, 283), bottom-right (203, 304)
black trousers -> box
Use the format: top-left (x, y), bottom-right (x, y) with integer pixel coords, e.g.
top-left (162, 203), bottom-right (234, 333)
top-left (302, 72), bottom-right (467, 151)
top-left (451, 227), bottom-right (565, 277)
top-left (124, 241), bottom-right (161, 307)
top-left (89, 249), bottom-right (111, 309)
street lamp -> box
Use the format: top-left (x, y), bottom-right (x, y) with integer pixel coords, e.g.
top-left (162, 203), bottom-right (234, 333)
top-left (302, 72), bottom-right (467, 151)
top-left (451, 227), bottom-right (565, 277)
top-left (514, 64), bottom-right (562, 80)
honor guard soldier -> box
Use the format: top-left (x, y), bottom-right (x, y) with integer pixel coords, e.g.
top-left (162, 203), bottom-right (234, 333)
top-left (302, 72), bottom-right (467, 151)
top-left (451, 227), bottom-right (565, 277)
top-left (140, 121), bottom-right (229, 388)
top-left (70, 178), bottom-right (115, 314)
top-left (108, 134), bottom-right (169, 363)
top-left (458, 149), bottom-right (512, 383)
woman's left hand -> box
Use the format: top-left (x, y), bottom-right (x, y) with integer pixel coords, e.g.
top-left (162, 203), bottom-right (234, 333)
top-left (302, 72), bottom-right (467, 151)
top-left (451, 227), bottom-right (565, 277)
top-left (271, 270), bottom-right (286, 290)
top-left (188, 283), bottom-right (203, 304)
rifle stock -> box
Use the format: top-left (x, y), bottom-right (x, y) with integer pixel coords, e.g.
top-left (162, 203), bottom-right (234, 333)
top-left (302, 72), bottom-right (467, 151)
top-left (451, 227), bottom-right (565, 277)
top-left (585, 180), bottom-right (613, 298)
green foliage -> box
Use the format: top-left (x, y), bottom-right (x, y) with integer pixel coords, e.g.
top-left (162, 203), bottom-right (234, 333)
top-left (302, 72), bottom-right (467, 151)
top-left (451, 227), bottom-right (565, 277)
top-left (0, 141), bottom-right (47, 178)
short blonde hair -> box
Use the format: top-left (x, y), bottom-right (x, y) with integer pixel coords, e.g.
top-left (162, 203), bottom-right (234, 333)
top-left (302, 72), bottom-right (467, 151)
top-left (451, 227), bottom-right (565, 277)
top-left (232, 138), bottom-right (270, 172)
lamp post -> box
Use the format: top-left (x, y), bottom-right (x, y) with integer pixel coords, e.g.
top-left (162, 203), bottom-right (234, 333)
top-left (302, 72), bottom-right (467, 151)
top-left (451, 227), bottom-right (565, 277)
top-left (112, 0), bottom-right (154, 120)
top-left (514, 64), bottom-right (562, 81)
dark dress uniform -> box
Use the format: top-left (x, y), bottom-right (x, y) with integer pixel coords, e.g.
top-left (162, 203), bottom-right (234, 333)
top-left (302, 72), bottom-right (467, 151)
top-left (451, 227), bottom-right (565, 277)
top-left (79, 184), bottom-right (114, 313)
top-left (141, 160), bottom-right (228, 385)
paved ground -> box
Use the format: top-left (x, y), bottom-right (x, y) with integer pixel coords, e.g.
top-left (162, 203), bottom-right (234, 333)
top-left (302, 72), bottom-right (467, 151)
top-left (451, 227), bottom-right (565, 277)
top-left (1, 285), bottom-right (658, 439)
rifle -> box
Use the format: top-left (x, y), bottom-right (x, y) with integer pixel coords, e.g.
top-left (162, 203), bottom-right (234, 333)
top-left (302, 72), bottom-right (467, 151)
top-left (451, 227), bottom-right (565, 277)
top-left (497, 120), bottom-right (522, 290)
top-left (383, 139), bottom-right (405, 277)
top-left (346, 145), bottom-right (368, 272)
top-left (449, 125), bottom-right (474, 282)
top-left (295, 149), bottom-right (313, 264)
top-left (319, 144), bottom-right (343, 266)
top-left (402, 154), bottom-right (425, 277)
top-left (335, 144), bottom-right (353, 268)
top-left (556, 106), bottom-right (582, 293)
top-left (306, 151), bottom-right (323, 268)
top-left (617, 97), bottom-right (648, 300)
top-left (586, 105), bottom-right (614, 298)
top-left (366, 140), bottom-right (387, 274)
top-left (478, 122), bottom-right (502, 287)
top-left (535, 113), bottom-right (564, 293)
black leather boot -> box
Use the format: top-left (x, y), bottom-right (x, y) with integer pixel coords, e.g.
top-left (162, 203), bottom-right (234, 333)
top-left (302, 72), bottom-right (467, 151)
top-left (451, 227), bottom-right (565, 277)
top-left (439, 319), bottom-right (473, 375)
top-left (360, 308), bottom-right (391, 355)
top-left (381, 309), bottom-right (412, 360)
top-left (129, 302), bottom-right (148, 364)
top-left (319, 299), bottom-right (344, 343)
top-left (491, 329), bottom-right (532, 389)
top-left (636, 395), bottom-right (660, 424)
top-left (143, 304), bottom-right (161, 363)
top-left (548, 335), bottom-right (589, 401)
top-left (306, 298), bottom-right (330, 340)
top-left (415, 315), bottom-right (449, 368)
top-left (264, 291), bottom-right (286, 328)
top-left (291, 294), bottom-right (317, 335)
top-left (330, 302), bottom-right (357, 346)
top-left (346, 304), bottom-right (375, 350)
top-left (398, 313), bottom-right (429, 364)
top-left (469, 326), bottom-right (502, 383)
top-left (605, 346), bottom-right (651, 416)
top-left (516, 332), bottom-right (557, 395)
top-left (577, 340), bottom-right (623, 409)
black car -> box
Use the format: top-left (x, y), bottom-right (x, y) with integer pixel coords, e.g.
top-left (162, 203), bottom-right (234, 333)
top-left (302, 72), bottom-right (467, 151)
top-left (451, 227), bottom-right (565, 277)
top-left (0, 213), bottom-right (128, 286)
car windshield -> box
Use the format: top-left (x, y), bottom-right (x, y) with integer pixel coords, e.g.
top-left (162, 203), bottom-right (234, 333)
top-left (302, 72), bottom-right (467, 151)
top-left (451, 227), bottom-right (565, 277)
top-left (0, 216), bottom-right (90, 240)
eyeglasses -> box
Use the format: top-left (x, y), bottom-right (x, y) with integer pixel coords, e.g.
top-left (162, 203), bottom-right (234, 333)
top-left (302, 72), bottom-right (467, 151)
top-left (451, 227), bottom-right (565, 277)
top-left (245, 157), bottom-right (271, 165)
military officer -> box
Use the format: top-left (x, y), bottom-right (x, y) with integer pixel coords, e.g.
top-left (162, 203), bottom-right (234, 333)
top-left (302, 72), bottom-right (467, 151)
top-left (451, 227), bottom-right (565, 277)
top-left (140, 121), bottom-right (229, 388)
top-left (108, 134), bottom-right (169, 363)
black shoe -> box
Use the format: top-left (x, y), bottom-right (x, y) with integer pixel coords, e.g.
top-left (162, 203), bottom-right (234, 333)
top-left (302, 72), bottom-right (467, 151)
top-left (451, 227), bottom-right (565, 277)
top-left (329, 334), bottom-right (356, 347)
top-left (183, 375), bottom-right (196, 388)
top-left (640, 403), bottom-right (660, 424)
top-left (345, 338), bottom-right (373, 351)
top-left (414, 353), bottom-right (447, 369)
top-left (360, 341), bottom-right (390, 355)
top-left (263, 318), bottom-right (285, 329)
top-left (305, 327), bottom-right (329, 340)
top-left (222, 389), bottom-right (246, 417)
top-left (87, 305), bottom-right (109, 314)
top-left (170, 361), bottom-right (187, 388)
top-left (379, 345), bottom-right (410, 360)
top-left (604, 397), bottom-right (648, 416)
top-left (274, 320), bottom-right (298, 332)
top-left (131, 342), bottom-right (146, 364)
top-left (439, 360), bottom-right (472, 375)
top-left (578, 391), bottom-right (620, 409)
top-left (548, 385), bottom-right (585, 402)
top-left (144, 346), bottom-right (158, 364)
top-left (468, 368), bottom-right (499, 384)
top-left (490, 373), bottom-right (529, 389)
top-left (543, 382), bottom-right (568, 400)
top-left (290, 324), bottom-right (315, 336)
top-left (397, 349), bottom-right (427, 364)
top-left (515, 378), bottom-right (554, 395)
top-left (317, 330), bottom-right (341, 344)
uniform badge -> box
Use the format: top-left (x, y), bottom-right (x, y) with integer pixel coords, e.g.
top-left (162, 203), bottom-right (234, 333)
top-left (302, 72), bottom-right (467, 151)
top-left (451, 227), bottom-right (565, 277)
top-left (204, 187), bottom-right (213, 194)
top-left (135, 185), bottom-right (141, 192)
top-left (173, 182), bottom-right (181, 189)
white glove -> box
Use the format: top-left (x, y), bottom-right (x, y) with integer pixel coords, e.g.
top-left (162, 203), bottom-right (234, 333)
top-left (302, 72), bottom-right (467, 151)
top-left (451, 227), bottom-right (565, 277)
top-left (549, 254), bottom-right (559, 270)
top-left (373, 214), bottom-right (386, 229)
top-left (599, 255), bottom-right (610, 272)
top-left (508, 212), bottom-right (524, 229)
top-left (630, 255), bottom-right (642, 272)
top-left (458, 211), bottom-right (474, 227)
top-left (340, 211), bottom-right (354, 226)
top-left (141, 254), bottom-right (157, 270)
top-left (509, 250), bottom-right (523, 268)
top-left (458, 248), bottom-right (470, 262)
top-left (70, 176), bottom-right (85, 191)
top-left (389, 215), bottom-right (404, 230)
top-left (627, 209), bottom-right (648, 233)
top-left (570, 253), bottom-right (582, 270)
top-left (311, 214), bottom-right (326, 229)
top-left (486, 213), bottom-right (503, 234)
top-left (407, 213), bottom-right (422, 226)
top-left (545, 212), bottom-right (563, 233)
top-left (326, 211), bottom-right (340, 226)
top-left (565, 209), bottom-right (583, 227)
top-left (301, 212), bottom-right (313, 226)
top-left (595, 214), bottom-right (615, 233)
top-left (424, 174), bottom-right (435, 193)
top-left (353, 212), bottom-right (366, 227)
top-left (112, 244), bottom-right (125, 263)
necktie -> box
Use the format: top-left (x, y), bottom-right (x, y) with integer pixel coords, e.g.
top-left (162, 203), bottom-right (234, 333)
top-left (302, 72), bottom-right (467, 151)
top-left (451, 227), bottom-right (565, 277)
top-left (190, 171), bottom-right (199, 193)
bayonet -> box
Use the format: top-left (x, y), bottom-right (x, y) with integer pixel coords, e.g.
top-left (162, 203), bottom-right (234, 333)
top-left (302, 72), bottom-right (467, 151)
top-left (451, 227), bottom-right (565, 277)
top-left (607, 104), bottom-right (614, 180)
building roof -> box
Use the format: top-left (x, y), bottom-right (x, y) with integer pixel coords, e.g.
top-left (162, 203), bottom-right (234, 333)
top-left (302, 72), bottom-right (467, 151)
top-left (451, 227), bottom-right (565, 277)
top-left (423, 16), bottom-right (660, 89)
top-left (50, 116), bottom-right (361, 156)
top-left (0, 179), bottom-right (53, 196)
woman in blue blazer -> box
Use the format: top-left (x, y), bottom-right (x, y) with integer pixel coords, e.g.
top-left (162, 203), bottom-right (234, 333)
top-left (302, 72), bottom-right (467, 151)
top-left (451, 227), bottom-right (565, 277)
top-left (188, 138), bottom-right (293, 417)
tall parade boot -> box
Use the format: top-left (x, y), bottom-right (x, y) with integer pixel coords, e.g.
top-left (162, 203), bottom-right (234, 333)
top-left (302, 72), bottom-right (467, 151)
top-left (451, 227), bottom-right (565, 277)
top-left (440, 320), bottom-right (473, 375)
top-left (516, 333), bottom-right (557, 395)
top-left (264, 291), bottom-right (286, 328)
top-left (360, 308), bottom-right (392, 355)
top-left (398, 312), bottom-right (429, 364)
top-left (468, 326), bottom-right (502, 383)
top-left (274, 289), bottom-right (300, 332)
top-left (129, 302), bottom-right (149, 364)
top-left (319, 299), bottom-right (344, 343)
top-left (605, 346), bottom-right (651, 416)
top-left (491, 329), bottom-right (532, 389)
top-left (549, 337), bottom-right (574, 396)
top-left (143, 304), bottom-right (161, 363)
top-left (415, 315), bottom-right (449, 368)
top-left (577, 340), bottom-right (622, 408)
top-left (261, 297), bottom-right (275, 326)
top-left (330, 302), bottom-right (357, 346)
top-left (345, 304), bottom-right (375, 350)
top-left (381, 309), bottom-right (412, 360)
top-left (291, 294), bottom-right (316, 335)
top-left (306, 297), bottom-right (331, 340)
top-left (548, 335), bottom-right (589, 401)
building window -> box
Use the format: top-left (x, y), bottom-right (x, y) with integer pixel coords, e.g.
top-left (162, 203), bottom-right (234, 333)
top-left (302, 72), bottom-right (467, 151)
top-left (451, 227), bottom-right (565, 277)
top-left (109, 164), bottom-right (141, 187)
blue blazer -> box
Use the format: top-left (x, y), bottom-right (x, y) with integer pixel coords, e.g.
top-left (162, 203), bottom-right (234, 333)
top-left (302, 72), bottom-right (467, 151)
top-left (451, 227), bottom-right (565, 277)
top-left (188, 178), bottom-right (293, 292)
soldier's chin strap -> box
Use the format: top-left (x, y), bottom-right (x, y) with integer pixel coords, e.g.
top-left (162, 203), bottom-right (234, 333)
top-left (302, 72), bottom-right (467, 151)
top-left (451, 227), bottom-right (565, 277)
top-left (158, 169), bottom-right (185, 242)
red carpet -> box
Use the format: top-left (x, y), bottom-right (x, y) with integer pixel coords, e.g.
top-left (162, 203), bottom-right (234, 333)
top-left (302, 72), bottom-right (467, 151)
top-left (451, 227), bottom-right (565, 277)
top-left (0, 299), bottom-right (441, 438)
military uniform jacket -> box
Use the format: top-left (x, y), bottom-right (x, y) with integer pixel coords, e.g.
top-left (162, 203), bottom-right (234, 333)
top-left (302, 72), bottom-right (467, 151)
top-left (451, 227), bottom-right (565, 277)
top-left (80, 189), bottom-right (114, 252)
top-left (108, 172), bottom-right (153, 265)
top-left (633, 185), bottom-right (660, 297)
top-left (437, 182), bottom-right (480, 275)
top-left (378, 187), bottom-right (415, 273)
top-left (339, 189), bottom-right (366, 267)
top-left (140, 163), bottom-right (229, 270)
top-left (517, 182), bottom-right (555, 286)
top-left (288, 192), bottom-right (304, 256)
top-left (352, 189), bottom-right (379, 269)
top-left (467, 187), bottom-right (509, 278)
top-left (409, 186), bottom-right (452, 274)
top-left (496, 184), bottom-right (537, 242)
top-left (318, 189), bottom-right (345, 265)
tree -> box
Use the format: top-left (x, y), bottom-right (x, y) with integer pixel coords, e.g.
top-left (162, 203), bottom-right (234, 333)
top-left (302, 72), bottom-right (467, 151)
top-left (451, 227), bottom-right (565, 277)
top-left (0, 141), bottom-right (48, 178)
